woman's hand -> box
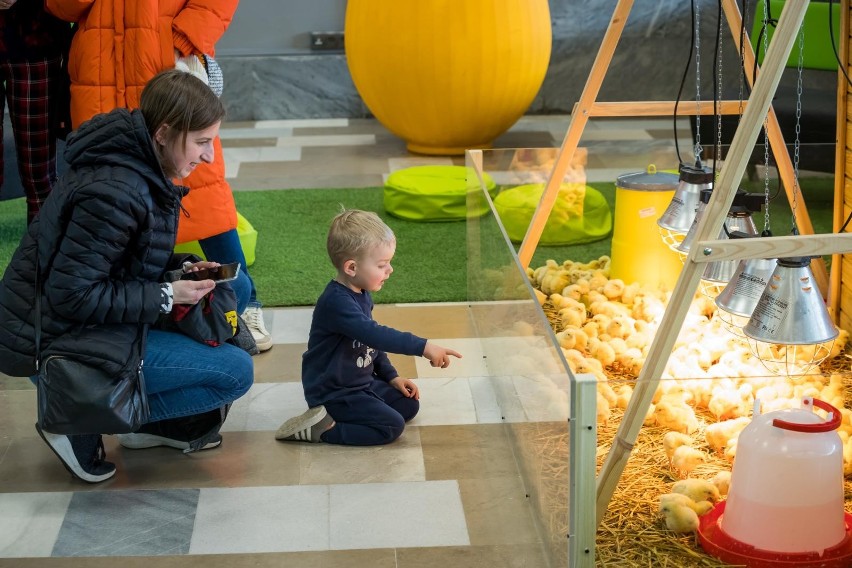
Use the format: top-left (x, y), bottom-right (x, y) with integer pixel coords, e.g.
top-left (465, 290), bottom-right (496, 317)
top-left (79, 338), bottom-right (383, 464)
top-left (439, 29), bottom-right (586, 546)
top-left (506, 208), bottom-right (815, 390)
top-left (171, 279), bottom-right (215, 305)
top-left (389, 377), bottom-right (419, 400)
top-left (182, 260), bottom-right (221, 274)
top-left (0, 0), bottom-right (18, 10)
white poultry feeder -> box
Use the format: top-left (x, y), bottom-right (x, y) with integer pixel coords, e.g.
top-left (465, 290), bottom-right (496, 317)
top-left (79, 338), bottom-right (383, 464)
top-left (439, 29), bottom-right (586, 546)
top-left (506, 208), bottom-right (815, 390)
top-left (698, 397), bottom-right (852, 566)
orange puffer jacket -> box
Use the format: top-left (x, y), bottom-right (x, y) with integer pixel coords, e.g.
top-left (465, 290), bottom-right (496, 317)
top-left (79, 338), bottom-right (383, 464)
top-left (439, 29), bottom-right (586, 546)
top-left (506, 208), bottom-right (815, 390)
top-left (46, 0), bottom-right (239, 244)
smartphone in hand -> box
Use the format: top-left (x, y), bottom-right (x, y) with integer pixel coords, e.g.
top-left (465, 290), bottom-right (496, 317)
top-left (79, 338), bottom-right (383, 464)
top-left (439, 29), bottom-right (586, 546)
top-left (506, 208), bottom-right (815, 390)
top-left (181, 262), bottom-right (241, 283)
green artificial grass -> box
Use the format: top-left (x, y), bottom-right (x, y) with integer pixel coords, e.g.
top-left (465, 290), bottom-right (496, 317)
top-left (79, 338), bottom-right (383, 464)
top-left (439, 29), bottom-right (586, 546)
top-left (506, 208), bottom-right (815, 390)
top-left (0, 177), bottom-right (836, 306)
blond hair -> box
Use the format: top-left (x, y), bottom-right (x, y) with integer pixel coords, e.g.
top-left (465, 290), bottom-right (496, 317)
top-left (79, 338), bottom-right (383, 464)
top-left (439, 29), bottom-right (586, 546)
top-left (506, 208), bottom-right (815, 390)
top-left (327, 209), bottom-right (395, 269)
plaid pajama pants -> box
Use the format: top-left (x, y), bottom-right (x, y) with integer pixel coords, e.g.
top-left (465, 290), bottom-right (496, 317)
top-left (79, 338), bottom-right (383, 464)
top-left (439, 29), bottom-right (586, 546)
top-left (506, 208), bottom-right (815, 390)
top-left (0, 56), bottom-right (62, 223)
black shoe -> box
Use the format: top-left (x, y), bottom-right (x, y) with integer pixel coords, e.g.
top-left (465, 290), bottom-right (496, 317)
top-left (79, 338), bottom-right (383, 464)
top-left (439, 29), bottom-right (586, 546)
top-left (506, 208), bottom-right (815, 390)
top-left (35, 424), bottom-right (116, 483)
top-left (119, 406), bottom-right (228, 454)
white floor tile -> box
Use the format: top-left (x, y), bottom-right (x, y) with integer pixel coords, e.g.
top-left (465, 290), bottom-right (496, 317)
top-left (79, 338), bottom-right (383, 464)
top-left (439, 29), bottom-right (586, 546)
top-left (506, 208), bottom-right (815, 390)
top-left (468, 376), bottom-right (504, 423)
top-left (409, 377), bottom-right (478, 426)
top-left (329, 480), bottom-right (469, 550)
top-left (0, 492), bottom-right (73, 558)
top-left (221, 382), bottom-right (307, 432)
top-left (190, 486), bottom-right (330, 554)
top-left (268, 306), bottom-right (313, 344)
top-left (253, 118), bottom-right (349, 129)
top-left (223, 146), bottom-right (302, 163)
top-left (413, 338), bottom-right (487, 378)
top-left (219, 126), bottom-right (294, 139)
top-left (276, 134), bottom-right (376, 147)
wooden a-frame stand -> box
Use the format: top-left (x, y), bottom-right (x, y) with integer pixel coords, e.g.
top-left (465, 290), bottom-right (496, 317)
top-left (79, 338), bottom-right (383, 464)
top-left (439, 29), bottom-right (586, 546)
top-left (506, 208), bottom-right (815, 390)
top-left (517, 0), bottom-right (831, 298)
top-left (522, 0), bottom-right (852, 563)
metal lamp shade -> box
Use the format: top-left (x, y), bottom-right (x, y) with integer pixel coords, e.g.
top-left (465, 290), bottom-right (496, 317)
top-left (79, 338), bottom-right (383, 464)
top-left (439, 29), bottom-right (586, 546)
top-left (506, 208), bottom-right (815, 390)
top-left (658, 165), bottom-right (713, 251)
top-left (742, 257), bottom-right (838, 377)
top-left (700, 211), bottom-right (760, 285)
top-left (716, 257), bottom-right (778, 317)
top-left (743, 257), bottom-right (838, 345)
top-left (715, 256), bottom-right (778, 336)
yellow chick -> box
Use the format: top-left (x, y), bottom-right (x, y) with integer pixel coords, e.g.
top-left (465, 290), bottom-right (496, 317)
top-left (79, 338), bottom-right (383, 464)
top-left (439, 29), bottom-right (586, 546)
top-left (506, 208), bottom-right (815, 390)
top-left (602, 278), bottom-right (625, 300)
top-left (596, 392), bottom-right (611, 426)
top-left (662, 431), bottom-right (693, 467)
top-left (672, 478), bottom-right (721, 503)
top-left (671, 446), bottom-right (707, 478)
top-left (659, 493), bottom-right (714, 516)
top-left (654, 400), bottom-right (699, 434)
top-left (615, 385), bottom-right (633, 410)
top-left (704, 417), bottom-right (751, 455)
top-left (659, 500), bottom-right (700, 533)
top-left (711, 471), bottom-right (732, 497)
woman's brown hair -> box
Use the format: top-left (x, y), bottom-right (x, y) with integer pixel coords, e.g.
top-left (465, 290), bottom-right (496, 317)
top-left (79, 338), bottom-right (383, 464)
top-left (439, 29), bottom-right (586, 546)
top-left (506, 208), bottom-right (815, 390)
top-left (140, 69), bottom-right (226, 153)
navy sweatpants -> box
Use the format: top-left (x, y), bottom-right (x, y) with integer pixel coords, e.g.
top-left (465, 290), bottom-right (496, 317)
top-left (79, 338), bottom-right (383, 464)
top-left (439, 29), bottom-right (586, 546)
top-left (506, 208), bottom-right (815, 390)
top-left (320, 379), bottom-right (419, 446)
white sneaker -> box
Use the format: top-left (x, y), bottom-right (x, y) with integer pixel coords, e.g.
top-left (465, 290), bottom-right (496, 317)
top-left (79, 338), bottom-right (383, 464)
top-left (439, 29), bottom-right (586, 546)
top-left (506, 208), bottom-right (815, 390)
top-left (241, 305), bottom-right (272, 352)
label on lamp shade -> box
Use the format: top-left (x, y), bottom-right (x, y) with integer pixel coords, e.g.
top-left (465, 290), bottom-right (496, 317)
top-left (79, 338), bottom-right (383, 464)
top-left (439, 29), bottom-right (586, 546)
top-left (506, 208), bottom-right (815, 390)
top-left (731, 270), bottom-right (770, 300)
top-left (747, 292), bottom-right (789, 337)
top-left (638, 206), bottom-right (657, 218)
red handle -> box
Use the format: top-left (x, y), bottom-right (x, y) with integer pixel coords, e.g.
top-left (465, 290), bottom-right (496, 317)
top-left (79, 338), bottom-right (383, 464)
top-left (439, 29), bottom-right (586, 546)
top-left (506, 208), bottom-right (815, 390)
top-left (772, 397), bottom-right (842, 433)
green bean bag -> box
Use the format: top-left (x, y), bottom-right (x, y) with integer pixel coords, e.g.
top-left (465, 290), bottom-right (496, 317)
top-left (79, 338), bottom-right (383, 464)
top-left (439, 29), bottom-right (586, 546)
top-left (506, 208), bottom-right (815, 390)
top-left (494, 183), bottom-right (612, 245)
top-left (173, 211), bottom-right (258, 266)
top-left (384, 165), bottom-right (497, 221)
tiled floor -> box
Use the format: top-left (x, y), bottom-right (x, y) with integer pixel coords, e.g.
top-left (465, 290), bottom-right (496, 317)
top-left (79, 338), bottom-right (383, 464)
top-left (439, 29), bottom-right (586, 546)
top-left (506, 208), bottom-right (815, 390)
top-left (0, 114), bottom-right (698, 567)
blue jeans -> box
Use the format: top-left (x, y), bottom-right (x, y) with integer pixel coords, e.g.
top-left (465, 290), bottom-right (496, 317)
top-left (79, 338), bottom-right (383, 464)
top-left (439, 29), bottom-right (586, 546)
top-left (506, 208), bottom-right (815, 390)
top-left (142, 329), bottom-right (253, 422)
top-left (199, 229), bottom-right (258, 313)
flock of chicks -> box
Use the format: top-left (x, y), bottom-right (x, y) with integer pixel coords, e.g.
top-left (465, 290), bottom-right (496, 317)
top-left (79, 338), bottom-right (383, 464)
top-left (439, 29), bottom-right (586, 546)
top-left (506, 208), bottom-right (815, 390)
top-left (528, 255), bottom-right (852, 534)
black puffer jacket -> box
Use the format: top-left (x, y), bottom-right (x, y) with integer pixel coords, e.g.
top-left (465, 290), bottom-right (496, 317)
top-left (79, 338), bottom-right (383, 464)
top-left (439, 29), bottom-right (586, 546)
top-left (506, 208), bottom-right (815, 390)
top-left (0, 108), bottom-right (187, 377)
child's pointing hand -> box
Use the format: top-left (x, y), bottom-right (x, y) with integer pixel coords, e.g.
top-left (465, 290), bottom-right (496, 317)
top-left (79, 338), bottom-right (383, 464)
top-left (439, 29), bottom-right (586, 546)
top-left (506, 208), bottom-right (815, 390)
top-left (423, 341), bottom-right (463, 369)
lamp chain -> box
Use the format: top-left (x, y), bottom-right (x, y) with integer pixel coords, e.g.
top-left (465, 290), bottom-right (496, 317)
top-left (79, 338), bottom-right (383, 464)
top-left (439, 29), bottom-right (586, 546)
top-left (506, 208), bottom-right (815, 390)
top-left (791, 24), bottom-right (804, 233)
top-left (761, 0), bottom-right (772, 234)
top-left (715, 7), bottom-right (724, 170)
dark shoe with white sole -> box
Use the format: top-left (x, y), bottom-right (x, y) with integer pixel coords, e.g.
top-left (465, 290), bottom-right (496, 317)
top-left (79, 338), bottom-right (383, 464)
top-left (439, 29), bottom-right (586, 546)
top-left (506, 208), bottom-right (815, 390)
top-left (117, 406), bottom-right (229, 454)
top-left (35, 423), bottom-right (116, 483)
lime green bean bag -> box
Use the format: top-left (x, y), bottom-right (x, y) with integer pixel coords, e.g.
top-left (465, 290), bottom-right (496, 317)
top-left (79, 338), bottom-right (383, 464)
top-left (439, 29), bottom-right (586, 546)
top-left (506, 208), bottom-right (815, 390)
top-left (494, 183), bottom-right (612, 245)
top-left (384, 165), bottom-right (497, 221)
top-left (173, 211), bottom-right (258, 266)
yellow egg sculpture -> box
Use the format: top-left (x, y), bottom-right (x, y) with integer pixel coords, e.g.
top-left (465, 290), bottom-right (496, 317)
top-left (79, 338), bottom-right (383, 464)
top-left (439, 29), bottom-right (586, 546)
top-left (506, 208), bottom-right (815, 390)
top-left (344, 0), bottom-right (552, 155)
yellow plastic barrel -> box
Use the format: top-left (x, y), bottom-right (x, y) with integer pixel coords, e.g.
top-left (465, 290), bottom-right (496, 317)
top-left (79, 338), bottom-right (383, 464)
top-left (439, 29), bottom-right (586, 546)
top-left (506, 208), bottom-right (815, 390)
top-left (611, 166), bottom-right (683, 291)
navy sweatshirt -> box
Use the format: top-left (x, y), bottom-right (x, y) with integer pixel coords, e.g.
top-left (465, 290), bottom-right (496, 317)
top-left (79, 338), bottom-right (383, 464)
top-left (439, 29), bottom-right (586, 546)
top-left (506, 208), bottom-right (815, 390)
top-left (301, 280), bottom-right (428, 407)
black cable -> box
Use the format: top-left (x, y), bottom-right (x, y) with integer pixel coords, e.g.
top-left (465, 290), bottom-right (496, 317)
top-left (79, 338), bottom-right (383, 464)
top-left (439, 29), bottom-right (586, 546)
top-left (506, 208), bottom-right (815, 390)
top-left (674, 0), bottom-right (697, 166)
top-left (829, 0), bottom-right (852, 88)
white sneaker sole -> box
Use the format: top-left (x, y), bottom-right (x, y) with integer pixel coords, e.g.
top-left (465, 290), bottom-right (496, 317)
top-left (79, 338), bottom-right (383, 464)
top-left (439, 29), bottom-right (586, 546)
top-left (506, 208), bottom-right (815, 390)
top-left (116, 432), bottom-right (222, 451)
top-left (36, 424), bottom-right (115, 483)
top-left (252, 334), bottom-right (273, 352)
top-left (275, 406), bottom-right (327, 441)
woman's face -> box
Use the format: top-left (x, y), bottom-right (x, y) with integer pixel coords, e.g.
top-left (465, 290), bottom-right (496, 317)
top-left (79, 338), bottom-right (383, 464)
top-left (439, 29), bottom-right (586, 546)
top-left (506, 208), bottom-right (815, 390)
top-left (157, 121), bottom-right (221, 179)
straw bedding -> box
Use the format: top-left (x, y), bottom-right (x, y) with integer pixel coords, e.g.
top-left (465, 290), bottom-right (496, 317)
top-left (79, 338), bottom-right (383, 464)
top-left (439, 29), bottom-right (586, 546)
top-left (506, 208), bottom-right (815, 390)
top-left (535, 301), bottom-right (852, 567)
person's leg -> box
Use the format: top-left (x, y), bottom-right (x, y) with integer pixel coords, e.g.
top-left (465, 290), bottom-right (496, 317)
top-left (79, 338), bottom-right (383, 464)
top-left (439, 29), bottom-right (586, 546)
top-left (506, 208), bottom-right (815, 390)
top-left (6, 57), bottom-right (59, 224)
top-left (198, 229), bottom-right (257, 303)
top-left (199, 229), bottom-right (272, 351)
top-left (321, 389), bottom-right (407, 446)
top-left (369, 378), bottom-right (420, 422)
top-left (141, 329), bottom-right (253, 421)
